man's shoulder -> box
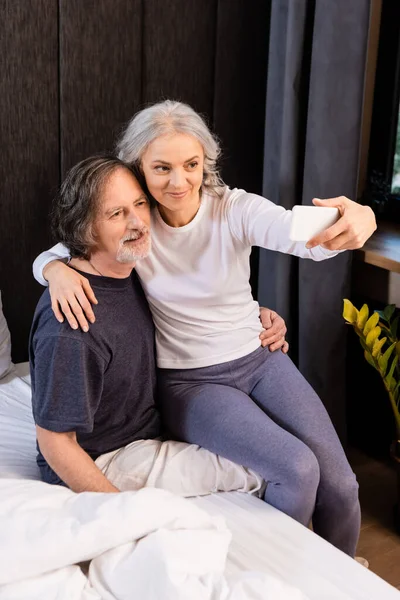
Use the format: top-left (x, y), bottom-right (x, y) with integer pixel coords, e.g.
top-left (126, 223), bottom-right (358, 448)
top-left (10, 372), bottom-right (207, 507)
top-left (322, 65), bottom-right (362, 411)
top-left (31, 290), bottom-right (108, 361)
top-left (32, 288), bottom-right (58, 334)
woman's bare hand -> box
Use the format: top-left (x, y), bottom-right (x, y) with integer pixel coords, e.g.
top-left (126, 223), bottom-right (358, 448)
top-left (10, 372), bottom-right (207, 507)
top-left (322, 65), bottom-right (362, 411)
top-left (43, 261), bottom-right (98, 332)
top-left (259, 307), bottom-right (289, 353)
top-left (306, 197), bottom-right (377, 251)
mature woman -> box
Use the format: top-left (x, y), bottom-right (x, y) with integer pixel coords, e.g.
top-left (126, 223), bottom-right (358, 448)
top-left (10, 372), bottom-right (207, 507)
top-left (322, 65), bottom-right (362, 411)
top-left (33, 100), bottom-right (376, 557)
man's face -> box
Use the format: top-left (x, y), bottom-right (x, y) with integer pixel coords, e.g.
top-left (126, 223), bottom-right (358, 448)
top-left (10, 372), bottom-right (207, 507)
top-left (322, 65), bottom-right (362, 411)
top-left (94, 168), bottom-right (151, 264)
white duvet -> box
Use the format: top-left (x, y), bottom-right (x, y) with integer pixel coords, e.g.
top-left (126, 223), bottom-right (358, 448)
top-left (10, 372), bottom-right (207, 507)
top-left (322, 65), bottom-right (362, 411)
top-left (0, 478), bottom-right (308, 600)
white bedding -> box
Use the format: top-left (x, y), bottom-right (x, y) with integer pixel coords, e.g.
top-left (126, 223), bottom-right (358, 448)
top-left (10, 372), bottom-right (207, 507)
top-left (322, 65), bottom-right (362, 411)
top-left (1, 477), bottom-right (309, 600)
top-left (0, 362), bottom-right (39, 480)
top-left (0, 364), bottom-right (399, 599)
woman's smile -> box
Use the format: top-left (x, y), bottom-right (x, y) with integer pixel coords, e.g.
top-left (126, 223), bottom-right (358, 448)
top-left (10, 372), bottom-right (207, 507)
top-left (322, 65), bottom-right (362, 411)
top-left (167, 190), bottom-right (189, 199)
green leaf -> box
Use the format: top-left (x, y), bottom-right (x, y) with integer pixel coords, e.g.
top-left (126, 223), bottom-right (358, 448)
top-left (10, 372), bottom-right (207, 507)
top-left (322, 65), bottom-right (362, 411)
top-left (384, 304), bottom-right (396, 323)
top-left (372, 337), bottom-right (387, 358)
top-left (394, 382), bottom-right (400, 403)
top-left (356, 304), bottom-right (369, 330)
top-left (391, 315), bottom-right (399, 339)
top-left (364, 350), bottom-right (377, 370)
top-left (379, 322), bottom-right (392, 335)
top-left (363, 312), bottom-right (379, 336)
top-left (376, 310), bottom-right (387, 322)
top-left (378, 342), bottom-right (396, 377)
top-left (396, 341), bottom-right (400, 356)
top-left (394, 383), bottom-right (400, 403)
top-left (385, 355), bottom-right (399, 388)
top-left (359, 338), bottom-right (369, 352)
top-left (343, 299), bottom-right (358, 324)
top-left (365, 326), bottom-right (381, 349)
top-left (387, 376), bottom-right (397, 392)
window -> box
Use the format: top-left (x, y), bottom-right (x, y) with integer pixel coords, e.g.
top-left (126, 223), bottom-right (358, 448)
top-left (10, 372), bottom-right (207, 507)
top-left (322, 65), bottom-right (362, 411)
top-left (367, 0), bottom-right (400, 216)
top-left (392, 104), bottom-right (400, 194)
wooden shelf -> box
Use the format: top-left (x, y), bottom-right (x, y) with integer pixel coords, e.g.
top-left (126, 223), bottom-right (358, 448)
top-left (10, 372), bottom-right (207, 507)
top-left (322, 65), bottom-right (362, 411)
top-left (355, 221), bottom-right (400, 273)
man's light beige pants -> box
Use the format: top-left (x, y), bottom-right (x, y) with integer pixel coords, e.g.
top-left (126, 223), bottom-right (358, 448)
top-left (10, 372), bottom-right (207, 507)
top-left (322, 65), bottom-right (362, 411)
top-left (95, 438), bottom-right (264, 497)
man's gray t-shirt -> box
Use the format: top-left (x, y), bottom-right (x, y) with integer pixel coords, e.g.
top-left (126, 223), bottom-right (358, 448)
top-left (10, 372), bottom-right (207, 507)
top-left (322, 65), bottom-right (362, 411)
top-left (29, 268), bottom-right (161, 485)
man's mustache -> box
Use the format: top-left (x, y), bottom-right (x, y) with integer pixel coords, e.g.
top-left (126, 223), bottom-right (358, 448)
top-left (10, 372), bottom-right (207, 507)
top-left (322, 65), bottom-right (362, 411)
top-left (121, 227), bottom-right (150, 243)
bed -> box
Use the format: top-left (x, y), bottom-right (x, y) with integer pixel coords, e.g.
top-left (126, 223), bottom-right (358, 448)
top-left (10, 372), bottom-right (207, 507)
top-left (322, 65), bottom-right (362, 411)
top-left (1, 363), bottom-right (399, 599)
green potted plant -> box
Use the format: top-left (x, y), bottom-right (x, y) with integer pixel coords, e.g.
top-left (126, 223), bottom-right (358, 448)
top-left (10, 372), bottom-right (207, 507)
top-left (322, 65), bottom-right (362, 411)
top-left (343, 299), bottom-right (400, 531)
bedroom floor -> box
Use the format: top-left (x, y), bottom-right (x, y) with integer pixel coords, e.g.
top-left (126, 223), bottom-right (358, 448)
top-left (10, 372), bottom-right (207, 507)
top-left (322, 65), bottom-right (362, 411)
top-left (350, 449), bottom-right (400, 589)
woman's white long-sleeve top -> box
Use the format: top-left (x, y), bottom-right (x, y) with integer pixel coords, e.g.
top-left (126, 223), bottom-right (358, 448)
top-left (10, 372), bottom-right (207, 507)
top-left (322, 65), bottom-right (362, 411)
top-left (33, 188), bottom-right (341, 369)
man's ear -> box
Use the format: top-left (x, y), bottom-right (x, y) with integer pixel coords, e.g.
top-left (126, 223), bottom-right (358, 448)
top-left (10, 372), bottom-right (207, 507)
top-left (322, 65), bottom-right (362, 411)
top-left (88, 224), bottom-right (100, 251)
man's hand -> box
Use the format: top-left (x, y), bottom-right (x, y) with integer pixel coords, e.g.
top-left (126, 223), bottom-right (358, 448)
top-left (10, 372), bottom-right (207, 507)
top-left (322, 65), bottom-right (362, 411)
top-left (259, 307), bottom-right (289, 353)
top-left (36, 426), bottom-right (119, 493)
top-left (306, 197), bottom-right (377, 251)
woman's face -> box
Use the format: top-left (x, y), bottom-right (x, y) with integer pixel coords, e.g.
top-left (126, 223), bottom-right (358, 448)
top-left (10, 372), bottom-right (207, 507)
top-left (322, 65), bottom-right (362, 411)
top-left (141, 133), bottom-right (204, 220)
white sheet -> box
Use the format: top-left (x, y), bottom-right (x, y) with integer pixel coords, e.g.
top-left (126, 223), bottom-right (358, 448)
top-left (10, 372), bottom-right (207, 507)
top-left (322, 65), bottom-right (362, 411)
top-left (194, 493), bottom-right (400, 600)
top-left (0, 364), bottom-right (399, 599)
top-left (1, 477), bottom-right (309, 600)
top-left (0, 362), bottom-right (39, 479)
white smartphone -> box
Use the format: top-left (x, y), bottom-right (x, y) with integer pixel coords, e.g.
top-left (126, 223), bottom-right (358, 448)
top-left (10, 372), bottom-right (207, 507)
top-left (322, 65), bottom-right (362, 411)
top-left (289, 205), bottom-right (340, 242)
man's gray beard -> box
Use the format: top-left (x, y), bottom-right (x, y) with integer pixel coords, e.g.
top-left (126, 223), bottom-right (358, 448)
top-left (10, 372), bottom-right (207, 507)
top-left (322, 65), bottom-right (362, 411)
top-left (116, 235), bottom-right (151, 263)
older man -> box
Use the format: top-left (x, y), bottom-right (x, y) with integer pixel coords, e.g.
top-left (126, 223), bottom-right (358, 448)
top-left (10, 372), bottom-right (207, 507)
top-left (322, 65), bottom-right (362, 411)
top-left (30, 156), bottom-right (274, 494)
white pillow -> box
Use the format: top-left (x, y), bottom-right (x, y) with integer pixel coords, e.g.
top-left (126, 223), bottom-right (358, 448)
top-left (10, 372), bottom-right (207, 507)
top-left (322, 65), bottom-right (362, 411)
top-left (0, 291), bottom-right (12, 379)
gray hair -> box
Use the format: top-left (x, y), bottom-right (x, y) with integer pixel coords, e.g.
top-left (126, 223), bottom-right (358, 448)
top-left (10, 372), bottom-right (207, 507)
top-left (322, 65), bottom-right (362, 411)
top-left (52, 155), bottom-right (134, 259)
top-left (116, 100), bottom-right (225, 197)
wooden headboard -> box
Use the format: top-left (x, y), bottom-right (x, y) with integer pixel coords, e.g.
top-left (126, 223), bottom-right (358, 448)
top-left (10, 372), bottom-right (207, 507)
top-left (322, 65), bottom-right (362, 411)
top-left (0, 0), bottom-right (270, 362)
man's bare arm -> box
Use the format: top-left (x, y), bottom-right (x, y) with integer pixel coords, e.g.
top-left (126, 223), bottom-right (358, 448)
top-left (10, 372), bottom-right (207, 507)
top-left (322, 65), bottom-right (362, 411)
top-left (36, 425), bottom-right (119, 493)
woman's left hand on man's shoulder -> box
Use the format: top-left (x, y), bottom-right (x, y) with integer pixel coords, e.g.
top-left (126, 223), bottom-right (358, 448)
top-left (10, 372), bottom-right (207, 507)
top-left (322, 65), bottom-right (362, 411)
top-left (306, 196), bottom-right (377, 251)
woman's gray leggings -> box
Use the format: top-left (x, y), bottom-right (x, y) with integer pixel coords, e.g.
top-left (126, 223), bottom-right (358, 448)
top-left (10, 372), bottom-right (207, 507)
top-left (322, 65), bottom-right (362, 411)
top-left (158, 345), bottom-right (360, 557)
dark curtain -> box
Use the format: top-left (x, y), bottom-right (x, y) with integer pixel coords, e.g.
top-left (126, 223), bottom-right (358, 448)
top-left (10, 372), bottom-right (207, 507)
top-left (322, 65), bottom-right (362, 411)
top-left (257, 0), bottom-right (372, 441)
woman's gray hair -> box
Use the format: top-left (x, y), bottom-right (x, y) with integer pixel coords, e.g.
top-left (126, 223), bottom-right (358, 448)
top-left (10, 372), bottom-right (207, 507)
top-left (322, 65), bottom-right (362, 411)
top-left (116, 100), bottom-right (225, 197)
top-left (52, 155), bottom-right (133, 259)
